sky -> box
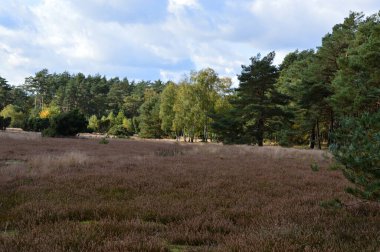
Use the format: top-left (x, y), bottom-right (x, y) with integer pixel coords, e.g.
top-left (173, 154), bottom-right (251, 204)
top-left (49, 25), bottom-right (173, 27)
top-left (0, 0), bottom-right (379, 86)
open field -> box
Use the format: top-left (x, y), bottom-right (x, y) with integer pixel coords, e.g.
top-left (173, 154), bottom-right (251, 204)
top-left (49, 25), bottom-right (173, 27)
top-left (0, 134), bottom-right (379, 251)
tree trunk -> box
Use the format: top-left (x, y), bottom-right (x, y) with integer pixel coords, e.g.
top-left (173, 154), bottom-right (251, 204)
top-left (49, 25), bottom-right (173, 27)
top-left (310, 122), bottom-right (316, 149)
top-left (183, 128), bottom-right (187, 142)
top-left (257, 118), bottom-right (264, 147)
top-left (190, 125), bottom-right (195, 143)
top-left (133, 117), bottom-right (138, 134)
top-left (316, 119), bottom-right (321, 150)
top-left (203, 123), bottom-right (208, 142)
top-left (328, 110), bottom-right (334, 146)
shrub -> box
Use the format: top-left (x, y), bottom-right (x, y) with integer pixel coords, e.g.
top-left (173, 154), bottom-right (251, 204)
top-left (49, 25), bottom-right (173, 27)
top-left (22, 117), bottom-right (50, 132)
top-left (39, 105), bottom-right (60, 119)
top-left (87, 115), bottom-right (99, 132)
top-left (98, 119), bottom-right (111, 133)
top-left (45, 110), bottom-right (87, 137)
top-left (310, 162), bottom-right (320, 172)
top-left (330, 112), bottom-right (380, 202)
top-left (0, 104), bottom-right (25, 128)
top-left (276, 129), bottom-right (293, 147)
top-left (108, 124), bottom-right (130, 137)
top-left (41, 127), bottom-right (57, 137)
top-left (0, 116), bottom-right (11, 130)
top-left (123, 118), bottom-right (134, 133)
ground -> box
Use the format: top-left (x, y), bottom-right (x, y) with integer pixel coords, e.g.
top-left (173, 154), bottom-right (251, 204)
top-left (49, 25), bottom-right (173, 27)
top-left (0, 132), bottom-right (379, 251)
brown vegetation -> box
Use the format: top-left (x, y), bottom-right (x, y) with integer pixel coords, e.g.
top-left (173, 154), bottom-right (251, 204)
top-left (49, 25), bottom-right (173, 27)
top-left (0, 134), bottom-right (379, 251)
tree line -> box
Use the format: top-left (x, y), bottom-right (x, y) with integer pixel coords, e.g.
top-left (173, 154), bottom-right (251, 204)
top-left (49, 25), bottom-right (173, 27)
top-left (0, 12), bottom-right (378, 145)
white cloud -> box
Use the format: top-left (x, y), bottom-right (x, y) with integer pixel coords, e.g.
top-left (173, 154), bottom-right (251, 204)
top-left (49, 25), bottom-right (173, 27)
top-left (30, 0), bottom-right (102, 62)
top-left (159, 69), bottom-right (188, 82)
top-left (246, 0), bottom-right (380, 49)
top-left (0, 0), bottom-right (379, 86)
top-left (168, 0), bottom-right (200, 13)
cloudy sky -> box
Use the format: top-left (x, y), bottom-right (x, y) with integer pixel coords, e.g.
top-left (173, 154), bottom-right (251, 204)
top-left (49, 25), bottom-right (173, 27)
top-left (0, 0), bottom-right (379, 86)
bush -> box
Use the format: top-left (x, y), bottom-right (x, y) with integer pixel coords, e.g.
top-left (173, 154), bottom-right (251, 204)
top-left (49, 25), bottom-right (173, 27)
top-left (41, 127), bottom-right (58, 137)
top-left (98, 119), bottom-right (111, 133)
top-left (0, 116), bottom-right (11, 130)
top-left (310, 162), bottom-right (320, 172)
top-left (45, 110), bottom-right (87, 137)
top-left (276, 129), bottom-right (293, 147)
top-left (22, 117), bottom-right (50, 132)
top-left (0, 104), bottom-right (25, 128)
top-left (108, 124), bottom-right (130, 137)
top-left (88, 115), bottom-right (99, 132)
top-left (330, 112), bottom-right (380, 201)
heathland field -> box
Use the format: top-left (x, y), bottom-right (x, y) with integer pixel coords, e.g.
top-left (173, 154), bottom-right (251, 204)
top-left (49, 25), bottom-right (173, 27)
top-left (0, 134), bottom-right (379, 251)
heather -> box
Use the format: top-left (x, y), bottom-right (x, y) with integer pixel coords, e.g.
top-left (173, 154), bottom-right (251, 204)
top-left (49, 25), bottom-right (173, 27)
top-left (1, 136), bottom-right (379, 251)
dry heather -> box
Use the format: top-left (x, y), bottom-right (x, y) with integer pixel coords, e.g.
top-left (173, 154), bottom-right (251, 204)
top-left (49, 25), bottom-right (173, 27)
top-left (0, 137), bottom-right (379, 251)
top-left (0, 129), bottom-right (41, 141)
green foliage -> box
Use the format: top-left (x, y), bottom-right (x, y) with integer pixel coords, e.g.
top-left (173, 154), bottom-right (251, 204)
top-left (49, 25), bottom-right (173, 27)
top-left (311, 162), bottom-right (320, 172)
top-left (0, 76), bottom-right (12, 110)
top-left (330, 111), bottom-right (380, 202)
top-left (115, 110), bottom-right (126, 125)
top-left (123, 95), bottom-right (143, 119)
top-left (44, 110), bottom-right (87, 137)
top-left (172, 83), bottom-right (199, 141)
top-left (210, 105), bottom-right (249, 144)
top-left (328, 162), bottom-right (344, 171)
top-left (330, 13), bottom-right (380, 115)
top-left (106, 112), bottom-right (116, 127)
top-left (139, 92), bottom-right (163, 138)
top-left (87, 115), bottom-right (99, 132)
top-left (275, 129), bottom-right (294, 147)
top-left (107, 78), bottom-right (130, 112)
top-left (0, 116), bottom-right (11, 130)
top-left (22, 117), bottom-right (50, 132)
top-left (122, 117), bottom-right (134, 133)
top-left (91, 110), bottom-right (133, 137)
top-left (0, 104), bottom-right (25, 128)
top-left (235, 52), bottom-right (289, 146)
top-left (192, 68), bottom-right (221, 142)
top-left (98, 117), bottom-right (111, 133)
top-left (41, 127), bottom-right (57, 137)
top-left (108, 124), bottom-right (130, 137)
top-left (159, 82), bottom-right (177, 135)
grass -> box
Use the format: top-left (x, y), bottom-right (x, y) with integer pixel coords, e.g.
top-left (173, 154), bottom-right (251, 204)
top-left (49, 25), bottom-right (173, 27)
top-left (0, 135), bottom-right (379, 251)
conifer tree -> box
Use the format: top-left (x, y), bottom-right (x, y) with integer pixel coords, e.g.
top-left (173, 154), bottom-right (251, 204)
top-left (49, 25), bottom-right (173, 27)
top-left (236, 52), bottom-right (289, 146)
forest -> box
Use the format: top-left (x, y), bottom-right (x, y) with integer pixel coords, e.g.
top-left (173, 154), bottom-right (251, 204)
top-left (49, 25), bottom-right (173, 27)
top-left (1, 12), bottom-right (380, 200)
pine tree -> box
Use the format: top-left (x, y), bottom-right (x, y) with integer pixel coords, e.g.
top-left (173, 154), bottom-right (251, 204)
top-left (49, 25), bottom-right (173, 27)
top-left (139, 92), bottom-right (163, 138)
top-left (0, 76), bottom-right (12, 110)
top-left (236, 52), bottom-right (289, 146)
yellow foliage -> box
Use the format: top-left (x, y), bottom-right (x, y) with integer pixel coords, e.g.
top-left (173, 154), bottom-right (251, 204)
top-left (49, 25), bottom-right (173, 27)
top-left (39, 109), bottom-right (50, 119)
top-left (39, 105), bottom-right (59, 119)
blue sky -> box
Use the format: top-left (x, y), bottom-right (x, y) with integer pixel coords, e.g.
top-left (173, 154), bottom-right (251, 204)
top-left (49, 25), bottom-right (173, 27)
top-left (0, 0), bottom-right (379, 86)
